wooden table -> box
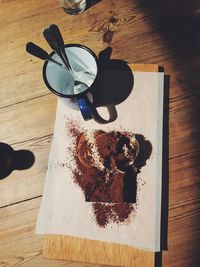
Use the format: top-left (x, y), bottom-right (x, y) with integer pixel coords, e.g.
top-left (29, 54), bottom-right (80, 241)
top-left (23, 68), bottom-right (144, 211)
top-left (0, 0), bottom-right (200, 266)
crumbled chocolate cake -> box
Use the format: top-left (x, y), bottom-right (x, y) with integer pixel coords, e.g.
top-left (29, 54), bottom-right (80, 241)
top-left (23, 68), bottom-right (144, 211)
top-left (66, 120), bottom-right (139, 227)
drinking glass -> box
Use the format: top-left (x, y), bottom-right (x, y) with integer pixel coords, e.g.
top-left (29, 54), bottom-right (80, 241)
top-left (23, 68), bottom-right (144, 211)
top-left (60, 0), bottom-right (86, 15)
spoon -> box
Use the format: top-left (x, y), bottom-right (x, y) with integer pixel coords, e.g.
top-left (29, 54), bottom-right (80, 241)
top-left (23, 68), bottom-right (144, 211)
top-left (50, 24), bottom-right (96, 78)
top-left (42, 28), bottom-right (73, 73)
top-left (43, 25), bottom-right (95, 87)
top-left (26, 42), bottom-right (64, 68)
top-left (42, 27), bottom-right (87, 89)
top-left (48, 24), bottom-right (75, 76)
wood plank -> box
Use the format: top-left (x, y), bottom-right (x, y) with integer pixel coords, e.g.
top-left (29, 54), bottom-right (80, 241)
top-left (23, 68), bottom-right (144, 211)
top-left (169, 102), bottom-right (200, 158)
top-left (0, 0), bottom-right (57, 108)
top-left (164, 151), bottom-right (200, 267)
top-left (43, 235), bottom-right (154, 267)
top-left (169, 151), bottom-right (200, 210)
top-left (0, 135), bottom-right (52, 207)
top-left (0, 94), bottom-right (56, 145)
top-left (0, 95), bottom-right (55, 207)
top-left (0, 198), bottom-right (99, 267)
top-left (130, 63), bottom-right (159, 72)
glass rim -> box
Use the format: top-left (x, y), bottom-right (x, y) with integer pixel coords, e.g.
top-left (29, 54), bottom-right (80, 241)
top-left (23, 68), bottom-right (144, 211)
top-left (42, 44), bottom-right (99, 98)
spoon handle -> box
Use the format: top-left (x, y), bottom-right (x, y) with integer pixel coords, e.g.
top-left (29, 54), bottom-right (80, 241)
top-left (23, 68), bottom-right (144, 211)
top-left (49, 24), bottom-right (75, 75)
top-left (26, 42), bottom-right (63, 67)
top-left (26, 42), bottom-right (49, 60)
top-left (43, 27), bottom-right (72, 71)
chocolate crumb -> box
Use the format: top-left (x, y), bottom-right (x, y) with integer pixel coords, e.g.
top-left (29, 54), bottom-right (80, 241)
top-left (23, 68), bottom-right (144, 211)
top-left (93, 203), bottom-right (134, 228)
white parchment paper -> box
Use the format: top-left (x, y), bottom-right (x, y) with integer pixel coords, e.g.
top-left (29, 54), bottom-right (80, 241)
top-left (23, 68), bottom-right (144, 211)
top-left (36, 71), bottom-right (164, 252)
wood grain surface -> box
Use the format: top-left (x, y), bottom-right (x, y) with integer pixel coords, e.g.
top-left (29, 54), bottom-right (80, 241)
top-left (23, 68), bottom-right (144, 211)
top-left (0, 0), bottom-right (200, 266)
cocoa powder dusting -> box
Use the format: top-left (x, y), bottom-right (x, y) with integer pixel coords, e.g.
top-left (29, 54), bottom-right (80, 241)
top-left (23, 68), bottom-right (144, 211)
top-left (66, 119), bottom-right (139, 228)
top-left (93, 203), bottom-right (134, 228)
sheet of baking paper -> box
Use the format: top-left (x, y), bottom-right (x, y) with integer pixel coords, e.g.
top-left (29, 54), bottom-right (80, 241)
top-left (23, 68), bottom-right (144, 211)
top-left (36, 71), bottom-right (164, 252)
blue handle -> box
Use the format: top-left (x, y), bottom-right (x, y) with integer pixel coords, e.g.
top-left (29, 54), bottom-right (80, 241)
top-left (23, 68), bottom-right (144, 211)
top-left (77, 97), bottom-right (92, 121)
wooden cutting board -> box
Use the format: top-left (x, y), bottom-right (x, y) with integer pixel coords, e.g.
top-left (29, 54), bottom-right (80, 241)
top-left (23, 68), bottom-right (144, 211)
top-left (43, 64), bottom-right (160, 267)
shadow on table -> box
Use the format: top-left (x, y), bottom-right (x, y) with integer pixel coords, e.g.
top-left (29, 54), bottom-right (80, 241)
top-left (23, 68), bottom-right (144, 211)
top-left (92, 47), bottom-right (134, 124)
top-left (86, 0), bottom-right (102, 10)
top-left (155, 73), bottom-right (170, 267)
top-left (133, 1), bottom-right (200, 266)
top-left (0, 143), bottom-right (35, 180)
top-left (134, 0), bottom-right (200, 146)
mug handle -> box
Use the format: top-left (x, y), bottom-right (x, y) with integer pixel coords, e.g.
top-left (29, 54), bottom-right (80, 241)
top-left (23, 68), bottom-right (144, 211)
top-left (78, 96), bottom-right (117, 123)
top-left (77, 97), bottom-right (92, 121)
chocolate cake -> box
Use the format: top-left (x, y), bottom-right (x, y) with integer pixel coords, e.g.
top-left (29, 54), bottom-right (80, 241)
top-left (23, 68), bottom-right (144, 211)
top-left (95, 131), bottom-right (139, 172)
top-left (76, 130), bottom-right (139, 203)
top-left (65, 120), bottom-right (146, 227)
top-left (65, 119), bottom-right (153, 227)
